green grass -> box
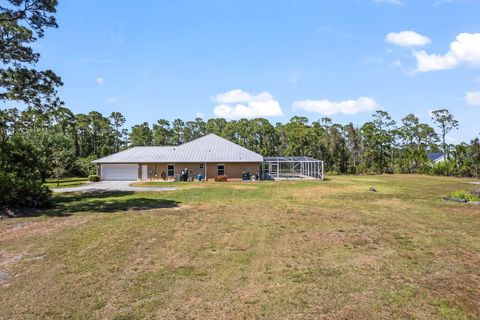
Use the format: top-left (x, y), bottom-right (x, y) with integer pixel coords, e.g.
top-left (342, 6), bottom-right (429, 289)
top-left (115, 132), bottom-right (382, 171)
top-left (44, 177), bottom-right (89, 189)
top-left (1, 175), bottom-right (480, 319)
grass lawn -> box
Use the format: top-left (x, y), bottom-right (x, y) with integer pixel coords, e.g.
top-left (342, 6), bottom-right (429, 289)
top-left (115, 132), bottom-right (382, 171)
top-left (1, 175), bottom-right (479, 319)
top-left (44, 177), bottom-right (89, 189)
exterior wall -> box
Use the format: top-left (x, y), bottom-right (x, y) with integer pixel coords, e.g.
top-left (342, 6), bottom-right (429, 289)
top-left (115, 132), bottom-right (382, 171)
top-left (141, 162), bottom-right (261, 181)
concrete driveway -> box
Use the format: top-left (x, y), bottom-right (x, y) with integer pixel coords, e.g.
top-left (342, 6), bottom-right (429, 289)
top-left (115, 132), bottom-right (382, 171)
top-left (53, 181), bottom-right (176, 193)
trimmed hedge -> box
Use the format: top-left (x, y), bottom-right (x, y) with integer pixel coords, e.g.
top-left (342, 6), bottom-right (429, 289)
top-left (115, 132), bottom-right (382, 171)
top-left (88, 175), bottom-right (100, 182)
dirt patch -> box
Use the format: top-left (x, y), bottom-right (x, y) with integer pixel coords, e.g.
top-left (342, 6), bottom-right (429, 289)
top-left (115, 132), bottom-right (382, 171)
top-left (0, 271), bottom-right (9, 281)
top-left (292, 184), bottom-right (364, 198)
top-left (0, 252), bottom-right (23, 267)
top-left (442, 205), bottom-right (480, 217)
top-left (322, 230), bottom-right (350, 245)
top-left (0, 217), bottom-right (90, 242)
top-left (0, 253), bottom-right (22, 287)
top-left (227, 185), bottom-right (257, 190)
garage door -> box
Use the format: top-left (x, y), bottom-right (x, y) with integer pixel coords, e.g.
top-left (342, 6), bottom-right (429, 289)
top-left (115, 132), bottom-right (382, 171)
top-left (101, 164), bottom-right (138, 181)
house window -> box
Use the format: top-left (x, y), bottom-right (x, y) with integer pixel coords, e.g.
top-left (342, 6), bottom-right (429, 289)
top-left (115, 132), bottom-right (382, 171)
top-left (198, 163), bottom-right (204, 170)
top-left (167, 164), bottom-right (175, 177)
top-left (217, 164), bottom-right (225, 176)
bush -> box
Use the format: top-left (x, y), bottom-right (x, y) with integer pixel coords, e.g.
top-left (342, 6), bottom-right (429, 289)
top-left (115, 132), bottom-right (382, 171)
top-left (448, 190), bottom-right (480, 202)
top-left (0, 174), bottom-right (53, 210)
top-left (214, 175), bottom-right (228, 182)
top-left (88, 174), bottom-right (100, 182)
top-left (72, 156), bottom-right (97, 177)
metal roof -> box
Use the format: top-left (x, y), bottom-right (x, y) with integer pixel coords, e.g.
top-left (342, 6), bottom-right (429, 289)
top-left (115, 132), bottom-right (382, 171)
top-left (93, 133), bottom-right (264, 163)
top-left (427, 152), bottom-right (445, 161)
top-left (264, 156), bottom-right (322, 162)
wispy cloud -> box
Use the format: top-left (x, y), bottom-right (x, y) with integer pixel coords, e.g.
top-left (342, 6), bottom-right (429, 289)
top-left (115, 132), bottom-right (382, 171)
top-left (374, 0), bottom-right (404, 5)
top-left (96, 77), bottom-right (104, 85)
top-left (293, 97), bottom-right (379, 116)
top-left (434, 0), bottom-right (455, 6)
top-left (465, 91), bottom-right (480, 106)
top-left (212, 89), bottom-right (284, 119)
top-left (105, 97), bottom-right (118, 104)
top-left (433, 0), bottom-right (474, 7)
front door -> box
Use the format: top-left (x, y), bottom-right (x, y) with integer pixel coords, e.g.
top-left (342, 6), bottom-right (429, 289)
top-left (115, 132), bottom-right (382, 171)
top-left (270, 163), bottom-right (278, 177)
top-left (142, 165), bottom-right (148, 181)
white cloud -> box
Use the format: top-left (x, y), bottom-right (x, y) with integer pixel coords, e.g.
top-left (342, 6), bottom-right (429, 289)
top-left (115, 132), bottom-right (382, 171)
top-left (386, 31), bottom-right (431, 47)
top-left (292, 97), bottom-right (379, 116)
top-left (212, 89), bottom-right (284, 119)
top-left (96, 77), bottom-right (104, 85)
top-left (465, 91), bottom-right (480, 106)
top-left (374, 0), bottom-right (403, 5)
top-left (413, 33), bottom-right (480, 72)
top-left (433, 0), bottom-right (466, 7)
top-left (392, 59), bottom-right (403, 67)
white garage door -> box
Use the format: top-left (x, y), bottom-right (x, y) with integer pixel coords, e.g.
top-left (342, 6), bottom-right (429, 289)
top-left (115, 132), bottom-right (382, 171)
top-left (101, 164), bottom-right (138, 181)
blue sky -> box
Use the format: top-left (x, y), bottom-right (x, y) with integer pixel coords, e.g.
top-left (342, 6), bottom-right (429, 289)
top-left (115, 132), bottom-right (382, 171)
top-left (35, 0), bottom-right (480, 141)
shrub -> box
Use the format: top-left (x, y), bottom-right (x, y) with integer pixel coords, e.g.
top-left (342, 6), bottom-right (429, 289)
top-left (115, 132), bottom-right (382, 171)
top-left (448, 190), bottom-right (480, 202)
top-left (0, 174), bottom-right (53, 210)
top-left (88, 174), bottom-right (100, 182)
top-left (72, 156), bottom-right (97, 177)
top-left (214, 175), bottom-right (228, 182)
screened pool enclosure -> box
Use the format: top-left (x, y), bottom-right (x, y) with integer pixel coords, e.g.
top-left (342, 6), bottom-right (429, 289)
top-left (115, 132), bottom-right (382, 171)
top-left (262, 157), bottom-right (324, 180)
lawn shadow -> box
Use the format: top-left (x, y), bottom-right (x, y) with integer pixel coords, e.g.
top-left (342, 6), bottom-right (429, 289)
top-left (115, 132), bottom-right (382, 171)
top-left (35, 191), bottom-right (181, 217)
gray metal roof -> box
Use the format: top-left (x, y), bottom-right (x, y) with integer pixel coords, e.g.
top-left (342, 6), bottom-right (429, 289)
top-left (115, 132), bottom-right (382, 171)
top-left (93, 133), bottom-right (264, 163)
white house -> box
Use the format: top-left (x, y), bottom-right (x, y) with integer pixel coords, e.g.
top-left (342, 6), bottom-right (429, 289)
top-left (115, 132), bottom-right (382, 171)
top-left (427, 152), bottom-right (446, 164)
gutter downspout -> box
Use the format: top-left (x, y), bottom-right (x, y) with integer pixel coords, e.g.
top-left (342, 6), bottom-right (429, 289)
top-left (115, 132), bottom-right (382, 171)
top-left (205, 161), bottom-right (208, 181)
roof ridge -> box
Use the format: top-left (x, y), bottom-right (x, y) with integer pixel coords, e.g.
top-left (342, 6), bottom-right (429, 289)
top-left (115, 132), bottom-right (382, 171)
top-left (177, 133), bottom-right (217, 147)
top-left (92, 132), bottom-right (264, 163)
top-left (179, 133), bottom-right (263, 157)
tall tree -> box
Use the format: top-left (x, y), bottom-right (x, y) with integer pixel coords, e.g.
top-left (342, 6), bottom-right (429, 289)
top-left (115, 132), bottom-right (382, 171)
top-left (344, 123), bottom-right (362, 173)
top-left (152, 119), bottom-right (171, 145)
top-left (431, 109), bottom-right (459, 161)
top-left (361, 111), bottom-right (396, 173)
top-left (0, 0), bottom-right (61, 208)
top-left (109, 111), bottom-right (125, 152)
top-left (0, 0), bottom-right (62, 111)
top-left (171, 119), bottom-right (185, 145)
top-left (398, 114), bottom-right (436, 172)
top-left (468, 135), bottom-right (480, 178)
top-left (206, 118), bottom-right (228, 137)
top-left (130, 122), bottom-right (153, 146)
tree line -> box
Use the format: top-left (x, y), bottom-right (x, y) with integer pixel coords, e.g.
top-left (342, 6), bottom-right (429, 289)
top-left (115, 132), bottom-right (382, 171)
top-left (2, 105), bottom-right (480, 179)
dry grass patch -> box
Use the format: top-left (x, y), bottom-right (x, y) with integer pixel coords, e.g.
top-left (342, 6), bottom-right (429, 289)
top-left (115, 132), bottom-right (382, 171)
top-left (0, 175), bottom-right (479, 319)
